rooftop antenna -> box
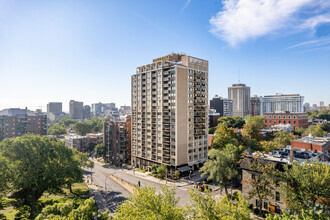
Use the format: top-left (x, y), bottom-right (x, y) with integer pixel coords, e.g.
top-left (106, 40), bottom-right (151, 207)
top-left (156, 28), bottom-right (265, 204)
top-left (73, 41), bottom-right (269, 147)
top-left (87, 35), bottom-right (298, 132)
top-left (238, 69), bottom-right (240, 83)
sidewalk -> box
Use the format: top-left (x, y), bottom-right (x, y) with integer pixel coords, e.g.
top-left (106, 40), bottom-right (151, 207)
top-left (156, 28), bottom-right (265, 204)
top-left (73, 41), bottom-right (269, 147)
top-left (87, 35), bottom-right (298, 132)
top-left (93, 159), bottom-right (220, 192)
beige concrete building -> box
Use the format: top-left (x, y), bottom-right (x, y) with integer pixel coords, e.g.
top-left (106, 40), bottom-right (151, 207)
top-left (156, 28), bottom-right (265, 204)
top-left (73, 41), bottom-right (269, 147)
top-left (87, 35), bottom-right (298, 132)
top-left (228, 83), bottom-right (251, 118)
top-left (131, 53), bottom-right (208, 170)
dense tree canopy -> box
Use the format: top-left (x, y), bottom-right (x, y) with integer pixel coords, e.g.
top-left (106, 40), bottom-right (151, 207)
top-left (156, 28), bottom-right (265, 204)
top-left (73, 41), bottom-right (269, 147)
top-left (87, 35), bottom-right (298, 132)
top-left (0, 134), bottom-right (93, 218)
top-left (188, 188), bottom-right (250, 220)
top-left (201, 144), bottom-right (244, 196)
top-left (212, 125), bottom-right (239, 149)
top-left (48, 124), bottom-right (67, 135)
top-left (58, 118), bottom-right (78, 127)
top-left (273, 131), bottom-right (295, 148)
top-left (281, 160), bottom-right (330, 214)
top-left (303, 124), bottom-right (327, 137)
top-left (114, 186), bottom-right (185, 220)
top-left (218, 116), bottom-right (245, 129)
top-left (244, 115), bottom-right (266, 130)
top-left (74, 117), bottom-right (108, 135)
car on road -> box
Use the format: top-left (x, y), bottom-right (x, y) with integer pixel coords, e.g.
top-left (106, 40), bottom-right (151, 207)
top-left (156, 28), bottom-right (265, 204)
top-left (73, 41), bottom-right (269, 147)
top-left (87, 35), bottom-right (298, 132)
top-left (194, 184), bottom-right (210, 192)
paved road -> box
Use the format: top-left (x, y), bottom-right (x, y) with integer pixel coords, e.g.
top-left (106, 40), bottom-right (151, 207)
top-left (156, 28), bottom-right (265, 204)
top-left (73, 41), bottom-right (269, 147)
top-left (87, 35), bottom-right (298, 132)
top-left (85, 167), bottom-right (130, 214)
top-left (91, 161), bottom-right (220, 207)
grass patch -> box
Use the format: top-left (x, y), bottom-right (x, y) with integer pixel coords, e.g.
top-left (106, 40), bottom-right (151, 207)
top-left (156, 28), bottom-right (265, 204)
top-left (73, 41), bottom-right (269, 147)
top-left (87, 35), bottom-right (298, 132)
top-left (63, 182), bottom-right (90, 196)
top-left (136, 168), bottom-right (147, 173)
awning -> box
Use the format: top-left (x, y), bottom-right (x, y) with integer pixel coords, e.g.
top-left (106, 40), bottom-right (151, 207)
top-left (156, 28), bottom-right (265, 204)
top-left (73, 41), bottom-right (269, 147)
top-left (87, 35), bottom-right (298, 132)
top-left (177, 166), bottom-right (192, 172)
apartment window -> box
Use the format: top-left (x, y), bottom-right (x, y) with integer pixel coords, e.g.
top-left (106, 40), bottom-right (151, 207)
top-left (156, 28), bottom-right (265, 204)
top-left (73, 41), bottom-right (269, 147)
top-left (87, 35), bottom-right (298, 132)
top-left (256, 200), bottom-right (259, 207)
top-left (264, 202), bottom-right (268, 210)
top-left (276, 192), bottom-right (280, 201)
top-left (265, 120), bottom-right (267, 123)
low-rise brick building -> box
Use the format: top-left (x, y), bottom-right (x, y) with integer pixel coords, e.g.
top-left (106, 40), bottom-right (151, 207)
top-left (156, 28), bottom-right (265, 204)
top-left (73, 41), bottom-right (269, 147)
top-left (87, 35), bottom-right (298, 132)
top-left (291, 135), bottom-right (330, 161)
top-left (65, 134), bottom-right (90, 152)
top-left (263, 112), bottom-right (308, 128)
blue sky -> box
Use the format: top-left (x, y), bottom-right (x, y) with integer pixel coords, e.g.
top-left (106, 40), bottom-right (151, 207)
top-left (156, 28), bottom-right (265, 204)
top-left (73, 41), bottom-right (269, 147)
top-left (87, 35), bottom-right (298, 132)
top-left (0, 0), bottom-right (329, 111)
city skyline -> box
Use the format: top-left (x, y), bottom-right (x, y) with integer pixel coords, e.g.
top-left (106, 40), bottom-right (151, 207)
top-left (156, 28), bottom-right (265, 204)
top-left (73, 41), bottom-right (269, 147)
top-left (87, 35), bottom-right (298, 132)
top-left (1, 0), bottom-right (330, 111)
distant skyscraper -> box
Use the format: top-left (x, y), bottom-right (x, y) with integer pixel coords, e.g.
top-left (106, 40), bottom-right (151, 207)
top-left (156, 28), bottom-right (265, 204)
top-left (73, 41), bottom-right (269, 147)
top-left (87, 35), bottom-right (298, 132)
top-left (47, 102), bottom-right (62, 115)
top-left (69, 100), bottom-right (83, 119)
top-left (260, 94), bottom-right (304, 114)
top-left (303, 103), bottom-right (311, 112)
top-left (320, 101), bottom-right (325, 107)
top-left (251, 96), bottom-right (261, 116)
top-left (131, 53), bottom-right (208, 170)
top-left (228, 83), bottom-right (251, 118)
top-left (83, 105), bottom-right (91, 119)
top-left (210, 95), bottom-right (233, 117)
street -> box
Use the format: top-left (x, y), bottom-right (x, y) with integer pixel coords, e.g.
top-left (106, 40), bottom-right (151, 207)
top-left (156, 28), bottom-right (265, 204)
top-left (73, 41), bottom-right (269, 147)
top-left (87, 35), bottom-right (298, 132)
top-left (85, 160), bottom-right (221, 215)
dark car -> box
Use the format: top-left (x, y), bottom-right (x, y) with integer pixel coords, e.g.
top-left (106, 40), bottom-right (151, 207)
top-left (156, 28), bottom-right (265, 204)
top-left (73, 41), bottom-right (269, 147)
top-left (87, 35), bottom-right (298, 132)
top-left (194, 184), bottom-right (210, 192)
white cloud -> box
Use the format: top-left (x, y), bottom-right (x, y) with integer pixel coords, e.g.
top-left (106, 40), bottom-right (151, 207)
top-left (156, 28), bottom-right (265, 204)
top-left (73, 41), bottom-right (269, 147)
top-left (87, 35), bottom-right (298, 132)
top-left (210, 0), bottom-right (330, 46)
top-left (181, 0), bottom-right (192, 12)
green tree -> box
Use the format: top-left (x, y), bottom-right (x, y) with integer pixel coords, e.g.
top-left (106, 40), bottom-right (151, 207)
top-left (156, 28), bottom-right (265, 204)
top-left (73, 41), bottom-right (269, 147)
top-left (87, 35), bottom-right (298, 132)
top-left (281, 160), bottom-right (330, 214)
top-left (188, 188), bottom-right (251, 220)
top-left (200, 144), bottom-right (243, 197)
top-left (174, 170), bottom-right (181, 178)
top-left (0, 154), bottom-right (11, 200)
top-left (95, 143), bottom-right (106, 159)
top-left (0, 134), bottom-right (88, 218)
top-left (244, 115), bottom-right (266, 130)
top-left (114, 186), bottom-right (185, 220)
top-left (303, 125), bottom-right (327, 137)
top-left (212, 124), bottom-right (239, 149)
top-left (209, 126), bottom-right (217, 134)
top-left (241, 123), bottom-right (262, 151)
top-left (74, 122), bottom-right (93, 136)
top-left (63, 150), bottom-right (94, 194)
top-left (157, 164), bottom-right (168, 179)
top-left (266, 209), bottom-right (328, 220)
top-left (293, 127), bottom-right (305, 137)
top-left (259, 141), bottom-right (280, 153)
top-left (273, 131), bottom-right (295, 148)
top-left (48, 124), bottom-right (67, 135)
top-left (36, 198), bottom-right (110, 220)
top-left (218, 116), bottom-right (245, 129)
top-left (58, 118), bottom-right (78, 127)
top-left (242, 153), bottom-right (276, 214)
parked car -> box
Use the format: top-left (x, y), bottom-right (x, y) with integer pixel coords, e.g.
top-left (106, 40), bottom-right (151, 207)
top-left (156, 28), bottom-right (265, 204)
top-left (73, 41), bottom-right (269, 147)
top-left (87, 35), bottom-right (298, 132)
top-left (194, 184), bottom-right (210, 192)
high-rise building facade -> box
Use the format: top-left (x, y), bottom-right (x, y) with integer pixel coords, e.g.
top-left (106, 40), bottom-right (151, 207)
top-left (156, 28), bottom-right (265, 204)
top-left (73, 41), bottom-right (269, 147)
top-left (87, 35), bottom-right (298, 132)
top-left (0, 108), bottom-right (47, 140)
top-left (251, 95), bottom-right (261, 116)
top-left (210, 95), bottom-right (233, 117)
top-left (103, 121), bottom-right (128, 166)
top-left (260, 94), bottom-right (304, 114)
top-left (131, 53), bottom-right (208, 170)
top-left (228, 83), bottom-right (251, 118)
top-left (69, 100), bottom-right (83, 119)
top-left (47, 102), bottom-right (62, 115)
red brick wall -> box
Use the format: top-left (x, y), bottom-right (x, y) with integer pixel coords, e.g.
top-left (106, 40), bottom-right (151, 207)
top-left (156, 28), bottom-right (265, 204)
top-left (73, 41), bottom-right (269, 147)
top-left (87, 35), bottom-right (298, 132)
top-left (291, 140), bottom-right (323, 152)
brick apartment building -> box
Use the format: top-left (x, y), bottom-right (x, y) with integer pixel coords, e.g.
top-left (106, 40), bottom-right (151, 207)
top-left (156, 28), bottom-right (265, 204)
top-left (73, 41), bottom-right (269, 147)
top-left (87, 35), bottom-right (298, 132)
top-left (264, 112), bottom-right (308, 129)
top-left (0, 108), bottom-right (47, 141)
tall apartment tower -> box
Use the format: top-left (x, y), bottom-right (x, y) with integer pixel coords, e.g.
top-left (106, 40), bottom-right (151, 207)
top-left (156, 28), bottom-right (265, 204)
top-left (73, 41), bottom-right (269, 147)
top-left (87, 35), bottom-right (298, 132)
top-left (47, 102), bottom-right (62, 115)
top-left (69, 100), bottom-right (84, 119)
top-left (131, 53), bottom-right (208, 170)
top-left (228, 83), bottom-right (251, 118)
top-left (103, 121), bottom-right (128, 166)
